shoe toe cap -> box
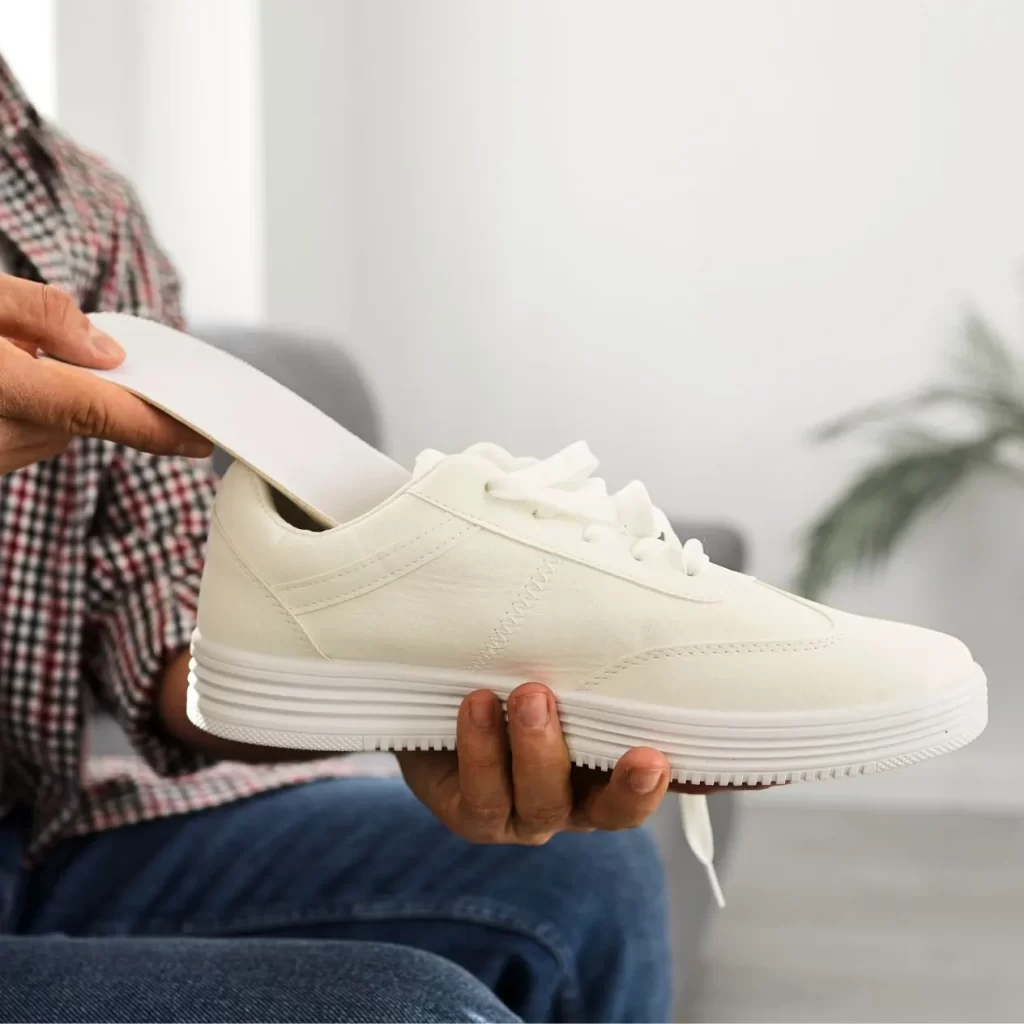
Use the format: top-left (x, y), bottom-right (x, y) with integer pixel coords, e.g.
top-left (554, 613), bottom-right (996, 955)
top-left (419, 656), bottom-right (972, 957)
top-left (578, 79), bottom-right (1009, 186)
top-left (824, 611), bottom-right (977, 705)
top-left (585, 608), bottom-right (978, 714)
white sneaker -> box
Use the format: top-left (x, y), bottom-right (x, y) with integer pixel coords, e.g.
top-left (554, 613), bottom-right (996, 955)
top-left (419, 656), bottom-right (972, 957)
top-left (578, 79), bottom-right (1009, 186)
top-left (188, 441), bottom-right (986, 906)
top-left (189, 441), bottom-right (986, 782)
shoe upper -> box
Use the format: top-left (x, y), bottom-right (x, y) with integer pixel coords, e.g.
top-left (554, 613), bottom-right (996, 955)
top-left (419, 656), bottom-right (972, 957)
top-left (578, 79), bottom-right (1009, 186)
top-left (198, 444), bottom-right (975, 715)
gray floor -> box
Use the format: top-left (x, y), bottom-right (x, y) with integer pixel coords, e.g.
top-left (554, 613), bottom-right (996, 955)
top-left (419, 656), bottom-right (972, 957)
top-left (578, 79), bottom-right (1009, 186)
top-left (685, 802), bottom-right (1024, 1023)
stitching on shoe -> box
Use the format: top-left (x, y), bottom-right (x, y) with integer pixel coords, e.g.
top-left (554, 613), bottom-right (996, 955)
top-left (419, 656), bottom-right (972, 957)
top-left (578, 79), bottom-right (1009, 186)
top-left (412, 492), bottom-right (726, 604)
top-left (467, 555), bottom-right (563, 671)
top-left (277, 518), bottom-right (465, 590)
top-left (580, 633), bottom-right (842, 690)
top-left (210, 511), bottom-right (326, 656)
top-left (284, 522), bottom-right (478, 613)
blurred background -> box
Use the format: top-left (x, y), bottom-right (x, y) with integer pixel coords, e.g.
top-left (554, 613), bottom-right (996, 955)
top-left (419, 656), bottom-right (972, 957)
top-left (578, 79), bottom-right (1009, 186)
top-left (7, 1), bottom-right (1024, 1019)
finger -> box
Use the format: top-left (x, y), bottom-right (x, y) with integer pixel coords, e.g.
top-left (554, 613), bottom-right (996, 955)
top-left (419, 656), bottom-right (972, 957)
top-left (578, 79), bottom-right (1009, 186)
top-left (0, 417), bottom-right (67, 451)
top-left (0, 277), bottom-right (124, 368)
top-left (396, 750), bottom-right (464, 831)
top-left (454, 690), bottom-right (512, 841)
top-left (578, 747), bottom-right (670, 831)
top-left (0, 344), bottom-right (211, 456)
top-left (506, 683), bottom-right (574, 842)
top-left (0, 434), bottom-right (71, 475)
top-left (0, 416), bottom-right (71, 473)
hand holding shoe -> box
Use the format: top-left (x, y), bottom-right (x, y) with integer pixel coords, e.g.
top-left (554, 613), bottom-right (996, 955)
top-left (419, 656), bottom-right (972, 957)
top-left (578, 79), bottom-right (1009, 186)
top-left (399, 682), bottom-right (678, 844)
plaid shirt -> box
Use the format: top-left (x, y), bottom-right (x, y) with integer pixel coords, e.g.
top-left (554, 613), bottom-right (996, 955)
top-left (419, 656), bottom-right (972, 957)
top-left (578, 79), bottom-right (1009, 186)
top-left (0, 57), bottom-right (357, 861)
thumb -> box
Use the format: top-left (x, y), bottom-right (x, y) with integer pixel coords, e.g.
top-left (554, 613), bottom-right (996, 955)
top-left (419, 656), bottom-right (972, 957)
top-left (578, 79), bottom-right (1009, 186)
top-left (0, 343), bottom-right (210, 455)
top-left (0, 276), bottom-right (124, 369)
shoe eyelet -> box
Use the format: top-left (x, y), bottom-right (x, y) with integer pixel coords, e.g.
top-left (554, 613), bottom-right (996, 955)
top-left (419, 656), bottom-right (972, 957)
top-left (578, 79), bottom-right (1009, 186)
top-left (531, 509), bottom-right (539, 518)
top-left (483, 481), bottom-right (493, 494)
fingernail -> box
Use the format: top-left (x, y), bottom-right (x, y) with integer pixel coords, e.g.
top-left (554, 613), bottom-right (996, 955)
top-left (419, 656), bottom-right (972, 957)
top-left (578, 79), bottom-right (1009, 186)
top-left (88, 325), bottom-right (123, 359)
top-left (628, 768), bottom-right (663, 794)
top-left (515, 693), bottom-right (549, 730)
top-left (469, 694), bottom-right (495, 729)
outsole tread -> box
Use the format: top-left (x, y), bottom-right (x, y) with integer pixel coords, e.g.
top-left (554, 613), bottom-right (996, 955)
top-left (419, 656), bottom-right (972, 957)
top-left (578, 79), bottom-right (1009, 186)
top-left (188, 707), bottom-right (984, 787)
top-left (187, 645), bottom-right (986, 785)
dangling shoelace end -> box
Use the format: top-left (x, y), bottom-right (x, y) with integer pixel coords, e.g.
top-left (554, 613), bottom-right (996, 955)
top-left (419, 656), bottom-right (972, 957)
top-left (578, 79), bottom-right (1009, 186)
top-left (704, 861), bottom-right (726, 909)
top-left (679, 793), bottom-right (726, 909)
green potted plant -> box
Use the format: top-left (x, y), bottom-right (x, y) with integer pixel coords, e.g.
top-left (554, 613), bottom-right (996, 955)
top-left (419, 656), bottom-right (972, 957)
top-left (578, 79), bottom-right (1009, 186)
top-left (796, 310), bottom-right (1024, 599)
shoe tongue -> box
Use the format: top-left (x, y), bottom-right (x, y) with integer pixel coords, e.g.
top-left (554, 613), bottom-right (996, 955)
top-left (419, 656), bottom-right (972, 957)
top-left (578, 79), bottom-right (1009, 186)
top-left (411, 448), bottom-right (447, 481)
top-left (412, 442), bottom-right (524, 481)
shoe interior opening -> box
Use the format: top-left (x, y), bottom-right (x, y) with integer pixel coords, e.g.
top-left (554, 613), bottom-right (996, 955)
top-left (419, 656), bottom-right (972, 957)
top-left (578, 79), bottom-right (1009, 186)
top-left (270, 486), bottom-right (331, 532)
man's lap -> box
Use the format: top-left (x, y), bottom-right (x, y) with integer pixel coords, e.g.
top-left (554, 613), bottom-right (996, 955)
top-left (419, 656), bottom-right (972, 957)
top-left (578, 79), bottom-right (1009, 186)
top-left (0, 936), bottom-right (521, 1023)
top-left (10, 777), bottom-right (672, 1022)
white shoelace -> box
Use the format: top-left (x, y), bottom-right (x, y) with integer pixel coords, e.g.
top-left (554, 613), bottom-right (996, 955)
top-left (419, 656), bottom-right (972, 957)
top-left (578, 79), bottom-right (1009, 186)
top-left (439, 441), bottom-right (725, 906)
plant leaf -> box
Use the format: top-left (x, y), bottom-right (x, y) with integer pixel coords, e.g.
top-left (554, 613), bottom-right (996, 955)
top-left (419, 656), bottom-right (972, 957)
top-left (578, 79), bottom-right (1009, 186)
top-left (813, 388), bottom-right (973, 442)
top-left (952, 309), bottom-right (1021, 397)
top-left (795, 434), bottom-right (1005, 599)
top-left (816, 312), bottom-right (1024, 444)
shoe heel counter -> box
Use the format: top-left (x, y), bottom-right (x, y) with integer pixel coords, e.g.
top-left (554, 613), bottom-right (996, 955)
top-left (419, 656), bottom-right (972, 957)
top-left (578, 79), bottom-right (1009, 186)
top-left (198, 503), bottom-right (322, 660)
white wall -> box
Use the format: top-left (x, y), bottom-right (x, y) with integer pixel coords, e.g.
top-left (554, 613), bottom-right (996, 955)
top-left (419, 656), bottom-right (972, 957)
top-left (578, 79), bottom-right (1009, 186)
top-left (55, 0), bottom-right (264, 325)
top-left (56, 0), bottom-right (138, 179)
top-left (1, 0), bottom-right (57, 120)
top-left (134, 0), bottom-right (264, 325)
top-left (345, 0), bottom-right (1024, 806)
top-left (260, 0), bottom-right (354, 336)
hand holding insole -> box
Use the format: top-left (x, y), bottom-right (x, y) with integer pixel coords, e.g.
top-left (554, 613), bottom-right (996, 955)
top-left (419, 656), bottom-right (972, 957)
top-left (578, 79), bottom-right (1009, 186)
top-left (87, 313), bottom-right (410, 526)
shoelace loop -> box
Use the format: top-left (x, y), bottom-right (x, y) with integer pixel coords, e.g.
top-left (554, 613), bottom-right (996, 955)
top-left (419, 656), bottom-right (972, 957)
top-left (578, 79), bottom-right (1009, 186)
top-left (484, 441), bottom-right (711, 577)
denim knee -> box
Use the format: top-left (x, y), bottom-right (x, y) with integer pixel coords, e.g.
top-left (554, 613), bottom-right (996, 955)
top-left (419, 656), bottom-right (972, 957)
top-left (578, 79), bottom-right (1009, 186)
top-left (368, 943), bottom-right (522, 1023)
top-left (0, 937), bottom-right (521, 1024)
top-left (535, 825), bottom-right (672, 1022)
top-left (568, 825), bottom-right (668, 943)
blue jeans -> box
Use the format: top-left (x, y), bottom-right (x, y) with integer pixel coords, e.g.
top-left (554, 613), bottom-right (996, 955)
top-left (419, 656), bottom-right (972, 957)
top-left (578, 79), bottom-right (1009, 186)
top-left (0, 778), bottom-right (671, 1022)
top-left (0, 936), bottom-right (519, 1023)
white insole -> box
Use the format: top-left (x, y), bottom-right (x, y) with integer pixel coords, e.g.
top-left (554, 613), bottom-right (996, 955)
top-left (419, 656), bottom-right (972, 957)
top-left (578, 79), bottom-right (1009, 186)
top-left (87, 313), bottom-right (410, 527)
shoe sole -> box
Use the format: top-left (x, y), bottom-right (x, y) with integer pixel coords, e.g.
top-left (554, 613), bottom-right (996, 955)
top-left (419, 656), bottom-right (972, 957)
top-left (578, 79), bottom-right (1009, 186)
top-left (187, 632), bottom-right (988, 786)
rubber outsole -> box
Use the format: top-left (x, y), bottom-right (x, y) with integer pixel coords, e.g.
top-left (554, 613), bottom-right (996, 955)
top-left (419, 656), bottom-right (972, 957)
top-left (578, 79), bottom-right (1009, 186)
top-left (186, 632), bottom-right (988, 787)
